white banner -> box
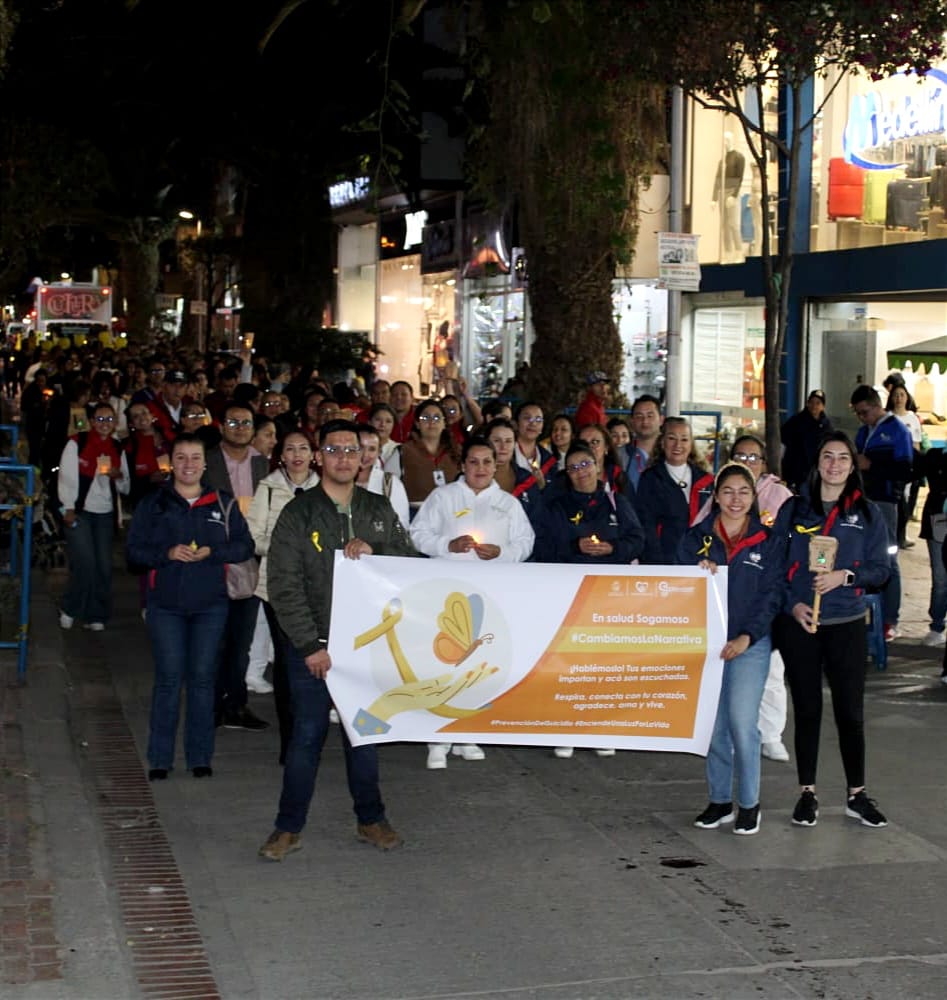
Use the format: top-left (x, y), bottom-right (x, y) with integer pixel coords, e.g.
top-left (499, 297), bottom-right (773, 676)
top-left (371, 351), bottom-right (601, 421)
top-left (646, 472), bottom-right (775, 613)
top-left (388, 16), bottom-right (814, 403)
top-left (327, 556), bottom-right (728, 756)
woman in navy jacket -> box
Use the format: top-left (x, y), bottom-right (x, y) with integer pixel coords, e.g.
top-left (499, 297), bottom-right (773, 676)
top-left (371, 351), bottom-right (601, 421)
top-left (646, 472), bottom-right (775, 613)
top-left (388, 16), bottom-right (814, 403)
top-left (127, 433), bottom-right (254, 781)
top-left (532, 442), bottom-right (644, 565)
top-left (678, 462), bottom-right (785, 836)
top-left (635, 417), bottom-right (714, 565)
top-left (773, 431), bottom-right (890, 830)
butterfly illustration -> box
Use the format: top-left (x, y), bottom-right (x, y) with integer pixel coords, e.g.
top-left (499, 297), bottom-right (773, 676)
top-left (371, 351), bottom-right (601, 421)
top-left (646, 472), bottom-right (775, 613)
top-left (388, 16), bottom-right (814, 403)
top-left (433, 592), bottom-right (494, 667)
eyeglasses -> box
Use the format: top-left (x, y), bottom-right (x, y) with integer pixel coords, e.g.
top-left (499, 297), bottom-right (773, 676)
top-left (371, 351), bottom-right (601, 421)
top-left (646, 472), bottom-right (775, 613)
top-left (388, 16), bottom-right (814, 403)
top-left (183, 411), bottom-right (206, 420)
top-left (418, 414), bottom-right (443, 423)
top-left (443, 407), bottom-right (459, 416)
top-left (94, 415), bottom-right (115, 424)
top-left (149, 368), bottom-right (166, 375)
top-left (732, 453), bottom-right (763, 465)
top-left (224, 418), bottom-right (253, 428)
top-left (521, 415), bottom-right (544, 425)
top-left (566, 459), bottom-right (595, 473)
top-left (320, 445), bottom-right (362, 456)
top-left (262, 400), bottom-right (282, 408)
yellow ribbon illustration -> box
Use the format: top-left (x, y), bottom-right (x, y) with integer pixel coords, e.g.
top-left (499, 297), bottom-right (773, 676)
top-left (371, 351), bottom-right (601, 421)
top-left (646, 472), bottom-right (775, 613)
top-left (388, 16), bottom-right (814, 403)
top-left (353, 600), bottom-right (483, 718)
top-left (794, 524), bottom-right (820, 535)
top-left (454, 508), bottom-right (471, 518)
top-left (697, 535), bottom-right (713, 558)
top-left (569, 511), bottom-right (583, 525)
top-left (311, 531), bottom-right (322, 551)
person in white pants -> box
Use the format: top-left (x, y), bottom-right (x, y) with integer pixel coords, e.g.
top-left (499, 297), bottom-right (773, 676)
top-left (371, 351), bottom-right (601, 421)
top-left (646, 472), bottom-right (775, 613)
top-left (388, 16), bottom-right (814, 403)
top-left (246, 603), bottom-right (274, 694)
top-left (410, 438), bottom-right (535, 769)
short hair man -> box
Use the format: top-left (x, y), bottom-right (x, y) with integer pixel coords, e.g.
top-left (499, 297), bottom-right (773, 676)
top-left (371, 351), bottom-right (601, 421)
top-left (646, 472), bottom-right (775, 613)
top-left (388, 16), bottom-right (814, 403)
top-left (627, 394), bottom-right (663, 494)
top-left (259, 420), bottom-right (418, 860)
top-left (851, 384), bottom-right (913, 640)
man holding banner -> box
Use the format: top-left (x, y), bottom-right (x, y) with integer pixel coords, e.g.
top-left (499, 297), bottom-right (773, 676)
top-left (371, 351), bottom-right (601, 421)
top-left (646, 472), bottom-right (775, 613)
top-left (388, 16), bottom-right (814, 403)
top-left (258, 419), bottom-right (418, 862)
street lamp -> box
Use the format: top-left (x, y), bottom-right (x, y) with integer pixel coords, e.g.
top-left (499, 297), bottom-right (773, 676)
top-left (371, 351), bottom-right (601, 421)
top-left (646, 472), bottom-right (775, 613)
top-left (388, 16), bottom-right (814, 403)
top-left (178, 210), bottom-right (206, 350)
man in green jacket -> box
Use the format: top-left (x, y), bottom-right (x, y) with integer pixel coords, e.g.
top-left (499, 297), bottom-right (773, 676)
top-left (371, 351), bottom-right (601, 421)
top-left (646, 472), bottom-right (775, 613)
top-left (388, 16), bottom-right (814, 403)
top-left (259, 419), bottom-right (418, 862)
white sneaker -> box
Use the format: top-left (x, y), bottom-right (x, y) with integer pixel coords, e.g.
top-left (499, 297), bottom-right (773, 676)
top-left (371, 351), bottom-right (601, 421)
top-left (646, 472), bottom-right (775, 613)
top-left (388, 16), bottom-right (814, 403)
top-left (553, 746), bottom-right (574, 759)
top-left (922, 629), bottom-right (946, 647)
top-left (84, 622), bottom-right (105, 632)
top-left (426, 744), bottom-right (449, 769)
top-left (761, 740), bottom-right (790, 762)
top-left (59, 611), bottom-right (74, 630)
top-left (595, 749), bottom-right (616, 757)
top-left (246, 679), bottom-right (274, 694)
top-left (451, 743), bottom-right (485, 761)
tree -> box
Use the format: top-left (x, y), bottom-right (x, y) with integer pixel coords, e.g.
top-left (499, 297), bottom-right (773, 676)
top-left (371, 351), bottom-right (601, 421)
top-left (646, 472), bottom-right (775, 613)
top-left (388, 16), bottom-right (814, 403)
top-left (462, 1), bottom-right (666, 414)
top-left (636, 0), bottom-right (947, 459)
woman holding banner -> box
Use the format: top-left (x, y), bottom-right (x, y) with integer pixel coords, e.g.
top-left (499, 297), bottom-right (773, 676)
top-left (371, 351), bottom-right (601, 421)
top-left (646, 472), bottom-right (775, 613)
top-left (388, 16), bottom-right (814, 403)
top-left (531, 440), bottom-right (645, 759)
top-left (679, 462), bottom-right (784, 836)
top-left (773, 431), bottom-right (890, 829)
top-left (411, 437), bottom-right (535, 770)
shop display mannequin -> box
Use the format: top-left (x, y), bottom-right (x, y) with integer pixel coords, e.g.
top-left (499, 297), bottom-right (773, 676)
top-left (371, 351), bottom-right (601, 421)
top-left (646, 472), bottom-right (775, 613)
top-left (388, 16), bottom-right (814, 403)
top-left (713, 132), bottom-right (746, 262)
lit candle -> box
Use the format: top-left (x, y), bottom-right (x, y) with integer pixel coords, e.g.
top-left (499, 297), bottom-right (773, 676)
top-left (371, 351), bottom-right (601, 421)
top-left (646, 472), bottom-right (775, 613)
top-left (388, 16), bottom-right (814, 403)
top-left (157, 454), bottom-right (171, 472)
top-left (97, 455), bottom-right (112, 476)
top-left (590, 534), bottom-right (600, 544)
top-left (189, 540), bottom-right (198, 551)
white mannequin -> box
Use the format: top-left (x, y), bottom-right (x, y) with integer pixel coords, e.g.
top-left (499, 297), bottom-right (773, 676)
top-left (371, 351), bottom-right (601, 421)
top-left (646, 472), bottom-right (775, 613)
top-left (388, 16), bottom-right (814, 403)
top-left (713, 131), bottom-right (746, 262)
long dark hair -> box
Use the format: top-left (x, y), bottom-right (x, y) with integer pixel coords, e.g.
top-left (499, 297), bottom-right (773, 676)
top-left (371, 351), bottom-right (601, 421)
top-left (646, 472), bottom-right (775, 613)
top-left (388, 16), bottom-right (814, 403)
top-left (806, 430), bottom-right (872, 519)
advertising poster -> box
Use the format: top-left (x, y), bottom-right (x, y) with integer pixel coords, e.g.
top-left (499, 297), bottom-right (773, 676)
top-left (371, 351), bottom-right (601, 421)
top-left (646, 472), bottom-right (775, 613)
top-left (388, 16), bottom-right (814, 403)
top-left (327, 556), bottom-right (728, 756)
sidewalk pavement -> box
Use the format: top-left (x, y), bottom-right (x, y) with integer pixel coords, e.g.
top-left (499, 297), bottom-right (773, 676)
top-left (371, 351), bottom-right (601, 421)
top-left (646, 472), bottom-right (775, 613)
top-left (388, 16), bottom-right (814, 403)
top-left (3, 539), bottom-right (947, 1000)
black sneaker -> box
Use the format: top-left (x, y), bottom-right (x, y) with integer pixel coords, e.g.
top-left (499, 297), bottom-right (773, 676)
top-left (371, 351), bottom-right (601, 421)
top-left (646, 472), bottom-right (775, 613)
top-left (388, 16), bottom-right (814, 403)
top-left (792, 790), bottom-right (819, 827)
top-left (846, 790), bottom-right (887, 827)
top-left (694, 802), bottom-right (734, 829)
top-left (733, 804), bottom-right (761, 836)
top-left (223, 706), bottom-right (270, 731)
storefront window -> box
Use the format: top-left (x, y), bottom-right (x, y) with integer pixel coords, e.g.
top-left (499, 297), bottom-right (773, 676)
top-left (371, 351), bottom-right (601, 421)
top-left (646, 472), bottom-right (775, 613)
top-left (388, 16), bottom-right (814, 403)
top-left (687, 87), bottom-right (780, 264)
top-left (681, 301), bottom-right (767, 439)
top-left (377, 255), bottom-right (424, 389)
top-left (461, 276), bottom-right (528, 399)
top-left (813, 59), bottom-right (947, 252)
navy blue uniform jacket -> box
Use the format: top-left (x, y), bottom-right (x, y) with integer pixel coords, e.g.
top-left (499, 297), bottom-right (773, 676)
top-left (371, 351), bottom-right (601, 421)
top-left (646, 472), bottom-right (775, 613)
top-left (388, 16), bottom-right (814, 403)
top-left (532, 485), bottom-right (644, 564)
top-left (635, 462), bottom-right (715, 565)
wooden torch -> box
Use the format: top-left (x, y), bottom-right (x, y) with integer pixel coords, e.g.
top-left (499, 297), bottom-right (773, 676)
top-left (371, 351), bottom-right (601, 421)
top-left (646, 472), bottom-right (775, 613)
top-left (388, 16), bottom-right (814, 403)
top-left (808, 535), bottom-right (839, 629)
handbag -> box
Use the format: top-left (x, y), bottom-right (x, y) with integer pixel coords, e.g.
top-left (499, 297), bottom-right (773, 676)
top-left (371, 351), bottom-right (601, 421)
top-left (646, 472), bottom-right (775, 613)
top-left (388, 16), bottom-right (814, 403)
top-left (219, 498), bottom-right (259, 599)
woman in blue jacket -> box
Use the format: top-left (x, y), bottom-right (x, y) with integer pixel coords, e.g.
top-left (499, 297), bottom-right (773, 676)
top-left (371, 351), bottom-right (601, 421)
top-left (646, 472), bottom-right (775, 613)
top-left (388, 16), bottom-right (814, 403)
top-left (773, 431), bottom-right (890, 830)
top-left (127, 433), bottom-right (254, 781)
top-left (532, 442), bottom-right (644, 566)
top-left (635, 417), bottom-right (715, 565)
top-left (679, 462), bottom-right (785, 836)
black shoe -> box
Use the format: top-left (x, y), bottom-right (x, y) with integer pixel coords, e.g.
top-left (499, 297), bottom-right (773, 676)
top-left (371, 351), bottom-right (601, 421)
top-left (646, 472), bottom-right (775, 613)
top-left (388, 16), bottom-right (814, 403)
top-left (222, 706), bottom-right (269, 731)
top-left (694, 801), bottom-right (734, 829)
top-left (733, 804), bottom-right (761, 836)
top-left (846, 790), bottom-right (887, 827)
top-left (192, 766), bottom-right (213, 778)
top-left (148, 768), bottom-right (168, 781)
top-left (792, 790), bottom-right (818, 827)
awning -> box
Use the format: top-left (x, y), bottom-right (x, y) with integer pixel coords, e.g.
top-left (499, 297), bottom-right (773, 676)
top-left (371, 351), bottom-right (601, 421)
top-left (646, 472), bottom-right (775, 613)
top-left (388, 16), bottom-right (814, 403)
top-left (887, 336), bottom-right (947, 372)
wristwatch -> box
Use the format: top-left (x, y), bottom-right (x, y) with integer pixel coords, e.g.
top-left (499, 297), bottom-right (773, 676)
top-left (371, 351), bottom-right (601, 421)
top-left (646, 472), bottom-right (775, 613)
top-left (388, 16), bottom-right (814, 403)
top-left (842, 569), bottom-right (855, 587)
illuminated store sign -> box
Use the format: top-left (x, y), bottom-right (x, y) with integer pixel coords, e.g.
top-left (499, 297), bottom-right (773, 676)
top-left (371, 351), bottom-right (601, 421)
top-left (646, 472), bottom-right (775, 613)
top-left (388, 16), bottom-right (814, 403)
top-left (843, 68), bottom-right (947, 169)
top-left (329, 176), bottom-right (370, 208)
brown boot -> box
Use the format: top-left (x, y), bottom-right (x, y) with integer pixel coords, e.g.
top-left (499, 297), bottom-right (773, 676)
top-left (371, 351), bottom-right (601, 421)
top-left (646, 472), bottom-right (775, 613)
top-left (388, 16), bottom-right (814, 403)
top-left (356, 820), bottom-right (403, 851)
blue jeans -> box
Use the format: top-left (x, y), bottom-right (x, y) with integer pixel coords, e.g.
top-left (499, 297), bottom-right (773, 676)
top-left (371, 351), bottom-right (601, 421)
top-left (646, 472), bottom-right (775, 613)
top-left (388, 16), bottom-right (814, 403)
top-left (61, 511), bottom-right (114, 623)
top-left (147, 602), bottom-right (229, 770)
top-left (275, 640), bottom-right (386, 834)
top-left (706, 635), bottom-right (771, 809)
top-left (876, 501), bottom-right (901, 626)
top-left (927, 538), bottom-right (947, 632)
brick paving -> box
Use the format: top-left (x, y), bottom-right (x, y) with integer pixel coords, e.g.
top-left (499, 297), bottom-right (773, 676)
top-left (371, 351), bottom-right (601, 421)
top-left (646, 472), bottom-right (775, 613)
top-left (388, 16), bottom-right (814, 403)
top-left (0, 672), bottom-right (64, 987)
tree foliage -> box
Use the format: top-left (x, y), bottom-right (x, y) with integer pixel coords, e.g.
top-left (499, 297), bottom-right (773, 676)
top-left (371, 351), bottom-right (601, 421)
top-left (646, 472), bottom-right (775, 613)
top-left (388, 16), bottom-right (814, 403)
top-left (462, 0), bottom-right (666, 414)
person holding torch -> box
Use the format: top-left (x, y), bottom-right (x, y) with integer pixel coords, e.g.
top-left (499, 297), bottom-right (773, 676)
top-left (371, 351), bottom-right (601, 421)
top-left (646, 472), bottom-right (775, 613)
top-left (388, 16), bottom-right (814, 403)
top-left (773, 431), bottom-right (891, 829)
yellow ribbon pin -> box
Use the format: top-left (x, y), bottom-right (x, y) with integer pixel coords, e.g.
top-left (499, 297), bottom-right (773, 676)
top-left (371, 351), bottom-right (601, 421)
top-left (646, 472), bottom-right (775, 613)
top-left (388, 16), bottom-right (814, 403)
top-left (311, 531), bottom-right (323, 552)
top-left (569, 511), bottom-right (583, 525)
top-left (454, 508), bottom-right (471, 518)
top-left (697, 535), bottom-right (713, 557)
top-left (794, 524), bottom-right (820, 535)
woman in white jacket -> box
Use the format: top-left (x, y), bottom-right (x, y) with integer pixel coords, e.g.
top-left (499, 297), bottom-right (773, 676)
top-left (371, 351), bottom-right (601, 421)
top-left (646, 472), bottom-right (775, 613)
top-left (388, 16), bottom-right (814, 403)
top-left (410, 437), bottom-right (535, 769)
top-left (245, 431), bottom-right (321, 763)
